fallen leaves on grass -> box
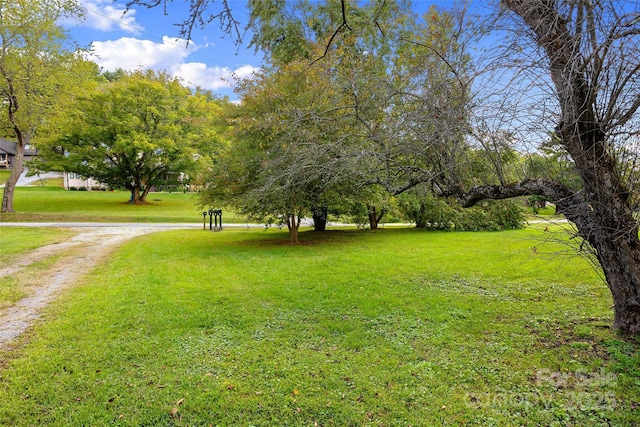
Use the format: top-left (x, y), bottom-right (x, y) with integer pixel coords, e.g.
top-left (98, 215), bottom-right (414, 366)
top-left (169, 397), bottom-right (185, 417)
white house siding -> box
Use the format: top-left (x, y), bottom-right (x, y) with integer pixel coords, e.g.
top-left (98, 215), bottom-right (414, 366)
top-left (63, 172), bottom-right (106, 190)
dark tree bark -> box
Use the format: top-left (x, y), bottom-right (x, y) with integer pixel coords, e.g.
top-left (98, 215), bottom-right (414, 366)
top-left (312, 206), bottom-right (328, 231)
top-left (140, 184), bottom-right (151, 203)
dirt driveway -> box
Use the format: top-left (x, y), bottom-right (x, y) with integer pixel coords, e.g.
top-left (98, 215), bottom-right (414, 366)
top-left (0, 225), bottom-right (192, 351)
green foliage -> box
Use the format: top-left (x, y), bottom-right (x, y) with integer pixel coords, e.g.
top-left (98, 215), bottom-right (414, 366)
top-left (482, 199), bottom-right (526, 230)
top-left (99, 68), bottom-right (127, 82)
top-left (1, 228), bottom-right (637, 425)
top-left (0, 0), bottom-right (85, 136)
top-left (202, 56), bottom-right (351, 239)
top-left (399, 193), bottom-right (525, 231)
top-left (207, 3), bottom-right (473, 236)
top-left (248, 0), bottom-right (314, 64)
top-left (343, 197), bottom-right (403, 228)
top-left (37, 70), bottom-right (223, 202)
top-left (523, 149), bottom-right (582, 191)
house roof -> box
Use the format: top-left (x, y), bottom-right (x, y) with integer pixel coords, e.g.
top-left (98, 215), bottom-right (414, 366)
top-left (0, 138), bottom-right (37, 156)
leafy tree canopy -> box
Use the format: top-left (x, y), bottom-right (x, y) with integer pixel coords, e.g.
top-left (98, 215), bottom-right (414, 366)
top-left (37, 69), bottom-right (224, 202)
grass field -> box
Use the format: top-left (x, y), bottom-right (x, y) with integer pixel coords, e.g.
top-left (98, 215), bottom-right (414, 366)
top-left (1, 226), bottom-right (637, 426)
top-left (0, 186), bottom-right (227, 223)
top-left (0, 227), bottom-right (75, 263)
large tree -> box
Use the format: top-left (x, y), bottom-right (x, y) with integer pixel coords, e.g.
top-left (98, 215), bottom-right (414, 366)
top-left (241, 2), bottom-right (473, 231)
top-left (38, 70), bottom-right (214, 202)
top-left (203, 55), bottom-right (352, 243)
top-left (128, 2), bottom-right (472, 233)
top-left (460, 0), bottom-right (640, 334)
top-left (0, 0), bottom-right (85, 212)
top-left (200, 2), bottom-right (416, 238)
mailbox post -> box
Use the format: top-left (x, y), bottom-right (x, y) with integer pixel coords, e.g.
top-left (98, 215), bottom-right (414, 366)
top-left (202, 208), bottom-right (223, 231)
top-left (213, 209), bottom-right (222, 230)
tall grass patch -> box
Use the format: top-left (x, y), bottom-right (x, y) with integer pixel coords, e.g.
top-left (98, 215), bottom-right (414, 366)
top-left (0, 227), bottom-right (638, 426)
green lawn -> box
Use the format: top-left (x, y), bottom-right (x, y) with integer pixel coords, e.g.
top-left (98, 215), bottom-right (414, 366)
top-left (0, 227), bottom-right (75, 263)
top-left (1, 226), bottom-right (637, 426)
top-left (0, 186), bottom-right (235, 223)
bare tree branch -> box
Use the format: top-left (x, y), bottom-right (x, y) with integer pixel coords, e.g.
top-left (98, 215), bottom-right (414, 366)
top-left (310, 0), bottom-right (352, 65)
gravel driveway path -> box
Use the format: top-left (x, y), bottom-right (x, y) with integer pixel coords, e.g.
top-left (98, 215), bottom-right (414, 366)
top-left (0, 225), bottom-right (189, 351)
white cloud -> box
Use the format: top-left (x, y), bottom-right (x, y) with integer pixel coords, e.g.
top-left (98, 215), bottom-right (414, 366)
top-left (88, 36), bottom-right (260, 92)
top-left (79, 0), bottom-right (144, 34)
top-left (89, 36), bottom-right (197, 71)
top-left (172, 63), bottom-right (260, 90)
top-left (233, 65), bottom-right (259, 79)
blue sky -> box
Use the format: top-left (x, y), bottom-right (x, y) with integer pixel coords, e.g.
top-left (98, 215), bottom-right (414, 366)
top-left (64, 0), bottom-right (263, 100)
top-left (64, 1), bottom-right (474, 100)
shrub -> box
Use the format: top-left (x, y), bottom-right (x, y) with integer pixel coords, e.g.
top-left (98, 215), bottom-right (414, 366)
top-left (413, 195), bottom-right (525, 231)
top-left (486, 199), bottom-right (526, 229)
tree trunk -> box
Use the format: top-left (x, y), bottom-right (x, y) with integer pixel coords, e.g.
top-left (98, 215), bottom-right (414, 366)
top-left (289, 221), bottom-right (299, 243)
top-left (140, 184), bottom-right (151, 203)
top-left (1, 135), bottom-right (25, 213)
top-left (127, 185), bottom-right (142, 204)
top-left (567, 129), bottom-right (640, 334)
top-left (592, 228), bottom-right (640, 333)
top-left (368, 209), bottom-right (378, 229)
top-left (286, 211), bottom-right (300, 244)
top-left (547, 190), bottom-right (640, 333)
top-left (415, 201), bottom-right (428, 228)
top-left (367, 205), bottom-right (385, 230)
top-left (312, 206), bottom-right (328, 231)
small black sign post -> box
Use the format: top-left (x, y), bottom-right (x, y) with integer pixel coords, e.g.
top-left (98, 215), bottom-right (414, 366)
top-left (213, 209), bottom-right (223, 231)
top-left (202, 209), bottom-right (223, 231)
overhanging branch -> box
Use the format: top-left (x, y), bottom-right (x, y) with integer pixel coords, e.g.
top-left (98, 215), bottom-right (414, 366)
top-left (459, 178), bottom-right (581, 212)
top-left (459, 179), bottom-right (605, 248)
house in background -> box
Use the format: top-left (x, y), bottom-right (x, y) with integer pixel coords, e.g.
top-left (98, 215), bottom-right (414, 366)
top-left (0, 139), bottom-right (37, 169)
top-left (0, 139), bottom-right (105, 189)
top-left (63, 172), bottom-right (106, 190)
